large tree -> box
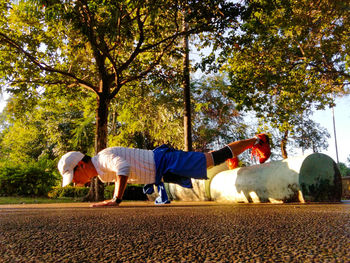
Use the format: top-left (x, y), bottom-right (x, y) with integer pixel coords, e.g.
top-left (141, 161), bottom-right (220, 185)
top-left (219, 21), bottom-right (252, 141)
top-left (0, 0), bottom-right (240, 200)
top-left (199, 0), bottom-right (349, 157)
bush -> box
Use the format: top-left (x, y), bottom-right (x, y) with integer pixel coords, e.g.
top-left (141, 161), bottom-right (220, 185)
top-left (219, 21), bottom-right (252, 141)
top-left (49, 184), bottom-right (148, 200)
top-left (48, 186), bottom-right (89, 198)
top-left (104, 184), bottom-right (115, 199)
top-left (0, 161), bottom-right (57, 196)
top-left (338, 162), bottom-right (350, 177)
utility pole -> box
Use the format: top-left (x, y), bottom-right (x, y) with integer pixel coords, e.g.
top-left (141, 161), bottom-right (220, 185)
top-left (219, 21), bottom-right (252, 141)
top-left (332, 106), bottom-right (340, 163)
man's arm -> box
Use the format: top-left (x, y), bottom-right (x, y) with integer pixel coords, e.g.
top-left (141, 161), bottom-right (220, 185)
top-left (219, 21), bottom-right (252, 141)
top-left (90, 175), bottom-right (128, 207)
top-left (113, 174), bottom-right (128, 200)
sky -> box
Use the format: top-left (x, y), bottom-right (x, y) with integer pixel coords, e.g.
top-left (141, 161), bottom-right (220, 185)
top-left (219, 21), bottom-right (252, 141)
top-left (306, 95), bottom-right (350, 164)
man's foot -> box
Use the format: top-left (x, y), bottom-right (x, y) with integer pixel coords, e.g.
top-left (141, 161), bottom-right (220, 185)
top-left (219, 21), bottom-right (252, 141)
top-left (251, 134), bottom-right (271, 163)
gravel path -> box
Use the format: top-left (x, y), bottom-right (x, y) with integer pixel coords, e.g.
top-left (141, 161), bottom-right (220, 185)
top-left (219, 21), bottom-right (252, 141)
top-left (0, 201), bottom-right (349, 262)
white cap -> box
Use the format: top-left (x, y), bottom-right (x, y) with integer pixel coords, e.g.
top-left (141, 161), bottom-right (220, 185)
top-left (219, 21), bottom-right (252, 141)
top-left (58, 151), bottom-right (84, 187)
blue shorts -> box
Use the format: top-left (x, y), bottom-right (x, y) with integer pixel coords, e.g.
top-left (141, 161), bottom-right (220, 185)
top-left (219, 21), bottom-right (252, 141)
top-left (153, 145), bottom-right (208, 187)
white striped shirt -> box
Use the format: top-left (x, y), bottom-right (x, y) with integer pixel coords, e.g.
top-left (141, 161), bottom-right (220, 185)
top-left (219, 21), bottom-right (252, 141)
top-left (91, 147), bottom-right (156, 184)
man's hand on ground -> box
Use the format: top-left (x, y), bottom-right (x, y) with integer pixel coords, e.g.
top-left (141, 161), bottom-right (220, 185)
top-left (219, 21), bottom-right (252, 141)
top-left (90, 199), bottom-right (120, 208)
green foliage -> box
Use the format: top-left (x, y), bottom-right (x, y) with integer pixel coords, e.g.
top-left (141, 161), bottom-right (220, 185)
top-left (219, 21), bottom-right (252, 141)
top-left (103, 185), bottom-right (114, 200)
top-left (108, 76), bottom-right (184, 149)
top-left (191, 74), bottom-right (249, 151)
top-left (107, 73), bottom-right (250, 153)
top-left (0, 0), bottom-right (240, 138)
top-left (0, 85), bottom-right (96, 161)
top-left (221, 0), bottom-right (349, 116)
top-left (337, 163), bottom-right (350, 177)
top-left (48, 185), bottom-right (89, 199)
top-left (1, 119), bottom-right (45, 163)
top-left (199, 0), bottom-right (349, 156)
top-left (291, 118), bottom-right (330, 152)
top-left (0, 158), bottom-right (58, 196)
top-left (0, 196), bottom-right (82, 204)
top-left (1, 0), bottom-right (238, 99)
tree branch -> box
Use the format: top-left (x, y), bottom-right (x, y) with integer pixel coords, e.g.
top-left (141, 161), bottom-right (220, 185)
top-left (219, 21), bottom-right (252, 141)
top-left (110, 33), bottom-right (178, 98)
top-left (309, 62), bottom-right (350, 79)
top-left (117, 7), bottom-right (145, 75)
top-left (79, 1), bottom-right (117, 91)
top-left (0, 32), bottom-right (97, 93)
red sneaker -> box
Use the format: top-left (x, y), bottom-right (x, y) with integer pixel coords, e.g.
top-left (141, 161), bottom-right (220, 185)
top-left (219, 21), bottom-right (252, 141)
top-left (251, 134), bottom-right (271, 163)
top-left (226, 157), bottom-right (239, 170)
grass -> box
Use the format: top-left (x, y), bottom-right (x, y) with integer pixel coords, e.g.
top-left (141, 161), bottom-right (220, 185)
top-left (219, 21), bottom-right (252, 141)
top-left (0, 196), bottom-right (83, 205)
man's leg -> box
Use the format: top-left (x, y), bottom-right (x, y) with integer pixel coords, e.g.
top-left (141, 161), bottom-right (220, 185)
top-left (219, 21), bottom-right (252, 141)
top-left (204, 134), bottom-right (271, 168)
top-left (227, 138), bottom-right (257, 157)
top-left (204, 138), bottom-right (256, 168)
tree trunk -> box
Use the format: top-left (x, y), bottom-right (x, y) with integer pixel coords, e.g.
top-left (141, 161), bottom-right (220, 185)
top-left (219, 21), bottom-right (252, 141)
top-left (84, 92), bottom-right (110, 201)
top-left (95, 93), bottom-right (109, 153)
top-left (281, 130), bottom-right (289, 159)
top-left (183, 14), bottom-right (192, 152)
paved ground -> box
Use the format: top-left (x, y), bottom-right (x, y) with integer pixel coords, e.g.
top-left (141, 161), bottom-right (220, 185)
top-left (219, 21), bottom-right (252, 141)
top-left (0, 201), bottom-right (349, 262)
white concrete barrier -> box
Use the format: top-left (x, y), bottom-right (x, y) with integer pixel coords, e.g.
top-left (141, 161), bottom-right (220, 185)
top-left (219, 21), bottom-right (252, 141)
top-left (168, 153), bottom-right (342, 203)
